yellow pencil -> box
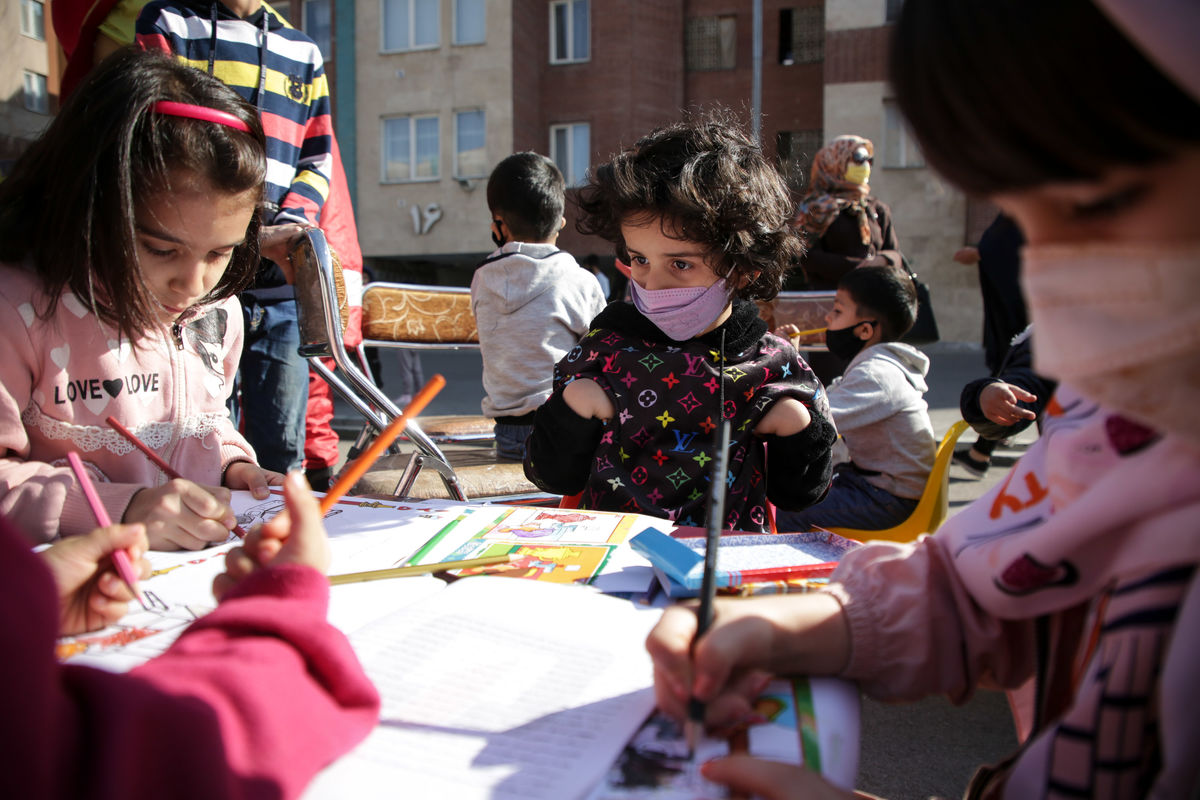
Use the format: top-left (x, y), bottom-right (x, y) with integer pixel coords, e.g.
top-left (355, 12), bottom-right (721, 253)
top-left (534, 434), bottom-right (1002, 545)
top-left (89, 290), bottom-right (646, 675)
top-left (789, 327), bottom-right (827, 337)
top-left (327, 553), bottom-right (516, 585)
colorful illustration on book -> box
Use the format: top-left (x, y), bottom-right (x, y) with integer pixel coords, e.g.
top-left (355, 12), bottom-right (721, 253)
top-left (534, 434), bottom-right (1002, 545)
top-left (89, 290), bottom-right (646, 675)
top-left (447, 541), bottom-right (618, 585)
top-left (477, 505), bottom-right (638, 545)
top-left (586, 680), bottom-right (805, 799)
top-left (56, 591), bottom-right (211, 664)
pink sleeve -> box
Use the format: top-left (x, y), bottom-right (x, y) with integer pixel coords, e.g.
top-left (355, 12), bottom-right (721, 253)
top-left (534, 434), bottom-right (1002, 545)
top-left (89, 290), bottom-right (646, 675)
top-left (827, 536), bottom-right (1036, 703)
top-left (4, 515), bottom-right (378, 800)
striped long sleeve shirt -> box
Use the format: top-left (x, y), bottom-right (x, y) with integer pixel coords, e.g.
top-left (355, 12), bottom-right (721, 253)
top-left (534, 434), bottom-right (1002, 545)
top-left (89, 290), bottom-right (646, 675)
top-left (136, 0), bottom-right (333, 232)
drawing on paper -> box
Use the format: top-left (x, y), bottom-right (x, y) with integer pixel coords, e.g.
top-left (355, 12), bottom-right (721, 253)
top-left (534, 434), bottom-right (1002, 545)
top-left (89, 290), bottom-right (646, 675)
top-left (449, 541), bottom-right (617, 584)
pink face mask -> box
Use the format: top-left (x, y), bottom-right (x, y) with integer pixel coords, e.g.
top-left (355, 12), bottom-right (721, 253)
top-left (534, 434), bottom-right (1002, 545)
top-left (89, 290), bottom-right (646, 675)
top-left (630, 277), bottom-right (731, 341)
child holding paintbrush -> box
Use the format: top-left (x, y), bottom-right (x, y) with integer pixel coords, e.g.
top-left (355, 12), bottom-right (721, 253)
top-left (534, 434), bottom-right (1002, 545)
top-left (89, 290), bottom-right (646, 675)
top-left (0, 49), bottom-right (285, 549)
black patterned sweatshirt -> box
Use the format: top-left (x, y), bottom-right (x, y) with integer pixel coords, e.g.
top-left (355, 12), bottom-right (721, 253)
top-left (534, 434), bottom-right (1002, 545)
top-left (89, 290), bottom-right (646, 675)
top-left (524, 299), bottom-right (836, 533)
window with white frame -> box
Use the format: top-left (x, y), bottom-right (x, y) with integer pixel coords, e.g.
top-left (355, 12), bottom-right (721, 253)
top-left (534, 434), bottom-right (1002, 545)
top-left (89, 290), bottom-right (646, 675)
top-left (382, 0), bottom-right (439, 52)
top-left (20, 0), bottom-right (45, 40)
top-left (454, 0), bottom-right (485, 45)
top-left (455, 110), bottom-right (487, 178)
top-left (23, 71), bottom-right (48, 114)
top-left (382, 115), bottom-right (440, 182)
top-left (550, 123), bottom-right (589, 187)
top-left (304, 0), bottom-right (331, 61)
top-left (549, 0), bottom-right (589, 64)
top-left (882, 100), bottom-right (924, 168)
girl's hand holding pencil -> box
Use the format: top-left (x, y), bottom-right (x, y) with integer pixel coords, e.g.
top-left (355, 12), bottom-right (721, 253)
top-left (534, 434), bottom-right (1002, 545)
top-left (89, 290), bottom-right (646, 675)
top-left (124, 479), bottom-right (241, 552)
top-left (41, 523), bottom-right (151, 636)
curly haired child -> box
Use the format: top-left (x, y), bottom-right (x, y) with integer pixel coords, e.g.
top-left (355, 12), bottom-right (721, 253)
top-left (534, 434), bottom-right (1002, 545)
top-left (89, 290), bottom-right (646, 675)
top-left (524, 114), bottom-right (836, 533)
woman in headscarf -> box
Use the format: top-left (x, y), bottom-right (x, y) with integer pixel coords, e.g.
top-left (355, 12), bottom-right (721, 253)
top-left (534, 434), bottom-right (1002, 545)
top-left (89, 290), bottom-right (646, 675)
top-left (791, 135), bottom-right (902, 291)
top-left (788, 135), bottom-right (903, 383)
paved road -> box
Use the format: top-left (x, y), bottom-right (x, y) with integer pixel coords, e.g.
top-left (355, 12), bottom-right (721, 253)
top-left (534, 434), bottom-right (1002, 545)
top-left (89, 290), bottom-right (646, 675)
top-left (333, 341), bottom-right (1025, 799)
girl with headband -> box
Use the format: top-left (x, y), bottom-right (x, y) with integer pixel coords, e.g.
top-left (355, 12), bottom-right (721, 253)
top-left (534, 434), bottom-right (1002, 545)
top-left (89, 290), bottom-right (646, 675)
top-left (0, 48), bottom-right (287, 550)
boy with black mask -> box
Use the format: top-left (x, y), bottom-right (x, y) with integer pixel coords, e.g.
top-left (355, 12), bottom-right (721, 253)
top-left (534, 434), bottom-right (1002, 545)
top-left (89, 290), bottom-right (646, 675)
top-left (776, 264), bottom-right (935, 532)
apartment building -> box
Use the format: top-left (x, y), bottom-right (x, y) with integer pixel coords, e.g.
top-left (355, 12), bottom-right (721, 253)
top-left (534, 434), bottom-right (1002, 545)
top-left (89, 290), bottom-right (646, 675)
top-left (0, 0), bottom-right (58, 174)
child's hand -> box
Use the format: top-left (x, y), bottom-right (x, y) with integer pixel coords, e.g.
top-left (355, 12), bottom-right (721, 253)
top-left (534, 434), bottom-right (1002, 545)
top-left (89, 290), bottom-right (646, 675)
top-left (700, 756), bottom-right (862, 800)
top-left (212, 471), bottom-right (330, 601)
top-left (41, 523), bottom-right (151, 636)
top-left (774, 323), bottom-right (800, 338)
top-left (979, 382), bottom-right (1038, 427)
top-left (260, 222), bottom-right (306, 279)
top-left (124, 480), bottom-right (238, 551)
top-left (952, 246), bottom-right (980, 265)
top-left (754, 397), bottom-right (812, 437)
top-left (563, 379), bottom-right (615, 422)
top-left (224, 461), bottom-right (285, 500)
top-left (646, 595), bottom-right (848, 730)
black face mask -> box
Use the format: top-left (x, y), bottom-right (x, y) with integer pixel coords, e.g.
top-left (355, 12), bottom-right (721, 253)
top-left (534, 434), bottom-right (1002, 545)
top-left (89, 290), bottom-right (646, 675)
top-left (491, 219), bottom-right (507, 248)
top-left (824, 321), bottom-right (875, 361)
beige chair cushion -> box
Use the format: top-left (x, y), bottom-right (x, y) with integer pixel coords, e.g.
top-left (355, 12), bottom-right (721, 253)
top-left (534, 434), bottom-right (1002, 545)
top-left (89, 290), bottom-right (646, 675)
top-left (362, 286), bottom-right (478, 343)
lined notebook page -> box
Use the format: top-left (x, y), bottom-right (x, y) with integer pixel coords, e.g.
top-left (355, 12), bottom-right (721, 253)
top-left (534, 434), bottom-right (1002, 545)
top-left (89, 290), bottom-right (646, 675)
top-left (305, 577), bottom-right (661, 799)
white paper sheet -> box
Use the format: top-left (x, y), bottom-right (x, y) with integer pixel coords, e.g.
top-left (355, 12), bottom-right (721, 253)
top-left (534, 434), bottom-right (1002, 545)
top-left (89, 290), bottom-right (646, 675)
top-left (305, 577), bottom-right (662, 800)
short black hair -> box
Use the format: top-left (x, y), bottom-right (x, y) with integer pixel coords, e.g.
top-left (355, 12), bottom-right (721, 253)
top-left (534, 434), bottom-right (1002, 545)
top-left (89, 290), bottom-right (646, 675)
top-left (486, 152), bottom-right (566, 241)
top-left (574, 109), bottom-right (802, 302)
top-left (839, 265), bottom-right (917, 342)
top-left (890, 0), bottom-right (1200, 195)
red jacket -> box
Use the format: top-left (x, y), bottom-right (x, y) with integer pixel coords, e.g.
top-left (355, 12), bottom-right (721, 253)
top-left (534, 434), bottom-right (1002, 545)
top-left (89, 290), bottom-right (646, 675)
top-left (1, 514), bottom-right (379, 799)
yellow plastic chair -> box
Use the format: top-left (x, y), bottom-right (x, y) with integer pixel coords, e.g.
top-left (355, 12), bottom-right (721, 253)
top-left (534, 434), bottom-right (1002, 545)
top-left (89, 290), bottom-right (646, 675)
top-left (827, 420), bottom-right (971, 544)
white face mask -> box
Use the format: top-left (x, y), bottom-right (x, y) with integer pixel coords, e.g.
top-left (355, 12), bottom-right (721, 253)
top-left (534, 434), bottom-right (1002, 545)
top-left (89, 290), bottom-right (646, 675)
top-left (1022, 241), bottom-right (1200, 446)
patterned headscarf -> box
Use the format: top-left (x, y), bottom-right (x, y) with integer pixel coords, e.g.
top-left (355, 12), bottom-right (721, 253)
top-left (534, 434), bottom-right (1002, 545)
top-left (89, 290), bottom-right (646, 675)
top-left (794, 135), bottom-right (875, 245)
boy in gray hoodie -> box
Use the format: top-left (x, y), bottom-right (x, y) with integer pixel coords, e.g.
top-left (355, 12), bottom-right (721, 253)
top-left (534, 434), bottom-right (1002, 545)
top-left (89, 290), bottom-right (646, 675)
top-left (776, 265), bottom-right (935, 531)
top-left (471, 152), bottom-right (608, 460)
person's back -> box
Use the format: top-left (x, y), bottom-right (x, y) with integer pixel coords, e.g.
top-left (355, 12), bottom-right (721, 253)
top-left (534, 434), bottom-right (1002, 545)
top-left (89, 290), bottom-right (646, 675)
top-left (777, 265), bottom-right (935, 532)
top-left (471, 152), bottom-right (606, 460)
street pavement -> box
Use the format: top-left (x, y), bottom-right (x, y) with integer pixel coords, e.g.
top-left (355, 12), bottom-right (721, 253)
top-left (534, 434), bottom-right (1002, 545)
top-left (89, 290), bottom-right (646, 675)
top-left (333, 341), bottom-right (1026, 799)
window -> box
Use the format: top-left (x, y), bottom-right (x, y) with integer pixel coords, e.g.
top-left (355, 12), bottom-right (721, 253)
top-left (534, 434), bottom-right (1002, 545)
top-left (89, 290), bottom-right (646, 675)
top-left (778, 7), bottom-right (823, 65)
top-left (885, 0), bottom-right (905, 24)
top-left (775, 129), bottom-right (823, 191)
top-left (304, 0), bottom-right (331, 61)
top-left (382, 115), bottom-right (440, 182)
top-left (882, 100), bottom-right (924, 168)
top-left (454, 0), bottom-right (485, 45)
top-left (455, 110), bottom-right (487, 178)
top-left (549, 0), bottom-right (589, 63)
top-left (550, 123), bottom-right (590, 187)
top-left (383, 0), bottom-right (439, 52)
top-left (20, 0), bottom-right (44, 40)
top-left (23, 71), bottom-right (48, 114)
top-left (686, 16), bottom-right (736, 71)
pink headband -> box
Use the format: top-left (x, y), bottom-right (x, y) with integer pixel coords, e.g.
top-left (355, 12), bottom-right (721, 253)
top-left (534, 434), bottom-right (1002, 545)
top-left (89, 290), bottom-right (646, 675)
top-left (151, 100), bottom-right (251, 133)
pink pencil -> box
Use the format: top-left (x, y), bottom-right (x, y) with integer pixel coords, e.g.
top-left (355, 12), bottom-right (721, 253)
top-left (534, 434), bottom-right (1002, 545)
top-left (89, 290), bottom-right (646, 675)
top-left (66, 452), bottom-right (148, 610)
top-left (106, 416), bottom-right (247, 539)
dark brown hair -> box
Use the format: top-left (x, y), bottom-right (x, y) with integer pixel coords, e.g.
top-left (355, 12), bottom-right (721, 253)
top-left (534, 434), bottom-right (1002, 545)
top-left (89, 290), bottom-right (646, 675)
top-left (890, 0), bottom-right (1200, 195)
top-left (839, 265), bottom-right (917, 341)
top-left (0, 48), bottom-right (267, 343)
top-left (574, 110), bottom-right (802, 301)
top-left (487, 151), bottom-right (566, 241)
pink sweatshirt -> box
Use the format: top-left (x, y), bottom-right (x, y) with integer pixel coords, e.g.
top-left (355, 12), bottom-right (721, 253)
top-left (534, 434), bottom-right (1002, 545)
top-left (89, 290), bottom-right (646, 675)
top-left (0, 264), bottom-right (257, 542)
top-left (1, 512), bottom-right (380, 799)
top-left (829, 384), bottom-right (1200, 798)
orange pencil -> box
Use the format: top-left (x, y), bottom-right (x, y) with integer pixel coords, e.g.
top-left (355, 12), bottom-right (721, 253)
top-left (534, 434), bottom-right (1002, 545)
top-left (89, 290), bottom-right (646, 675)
top-left (105, 415), bottom-right (247, 539)
top-left (319, 374), bottom-right (446, 513)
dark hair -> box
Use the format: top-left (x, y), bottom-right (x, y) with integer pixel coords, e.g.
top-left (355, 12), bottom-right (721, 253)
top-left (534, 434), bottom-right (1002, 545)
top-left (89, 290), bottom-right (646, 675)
top-left (574, 110), bottom-right (802, 301)
top-left (890, 0), bottom-right (1200, 195)
top-left (839, 265), bottom-right (917, 341)
top-left (486, 152), bottom-right (566, 241)
top-left (0, 47), bottom-right (266, 344)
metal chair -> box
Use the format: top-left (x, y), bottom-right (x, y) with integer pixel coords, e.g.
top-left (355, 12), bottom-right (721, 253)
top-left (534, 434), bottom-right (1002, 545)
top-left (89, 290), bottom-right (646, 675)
top-left (290, 228), bottom-right (469, 500)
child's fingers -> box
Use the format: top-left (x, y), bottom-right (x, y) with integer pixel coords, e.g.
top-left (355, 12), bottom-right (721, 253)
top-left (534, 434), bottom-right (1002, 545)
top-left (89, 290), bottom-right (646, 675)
top-left (645, 605), bottom-right (701, 708)
top-left (1010, 385), bottom-right (1038, 403)
top-left (172, 480), bottom-right (238, 532)
top-left (701, 755), bottom-right (855, 800)
top-left (274, 471), bottom-right (331, 572)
